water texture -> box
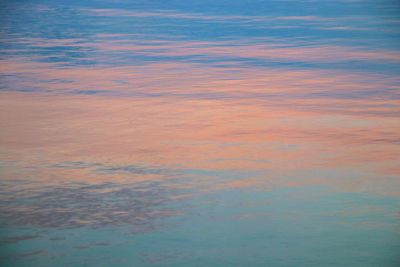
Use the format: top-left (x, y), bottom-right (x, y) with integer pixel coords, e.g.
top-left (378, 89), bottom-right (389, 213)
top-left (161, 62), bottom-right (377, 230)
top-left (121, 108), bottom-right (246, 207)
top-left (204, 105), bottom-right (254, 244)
top-left (0, 0), bottom-right (399, 266)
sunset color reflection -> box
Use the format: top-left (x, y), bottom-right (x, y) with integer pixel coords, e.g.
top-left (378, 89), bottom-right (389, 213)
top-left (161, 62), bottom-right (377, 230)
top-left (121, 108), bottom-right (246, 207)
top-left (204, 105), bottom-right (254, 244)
top-left (1, 0), bottom-right (399, 266)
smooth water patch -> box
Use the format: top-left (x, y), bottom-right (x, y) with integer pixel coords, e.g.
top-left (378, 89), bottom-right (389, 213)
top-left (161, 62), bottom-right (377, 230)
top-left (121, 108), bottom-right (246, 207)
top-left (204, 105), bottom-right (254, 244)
top-left (1, 184), bottom-right (398, 266)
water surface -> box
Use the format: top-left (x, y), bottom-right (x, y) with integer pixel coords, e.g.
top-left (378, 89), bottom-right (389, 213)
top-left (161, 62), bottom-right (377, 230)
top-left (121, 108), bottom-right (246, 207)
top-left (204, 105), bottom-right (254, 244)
top-left (0, 0), bottom-right (399, 266)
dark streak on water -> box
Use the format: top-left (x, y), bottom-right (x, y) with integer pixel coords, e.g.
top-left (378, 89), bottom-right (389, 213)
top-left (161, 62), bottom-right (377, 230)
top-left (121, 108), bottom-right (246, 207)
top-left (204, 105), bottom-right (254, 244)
top-left (0, 180), bottom-right (186, 231)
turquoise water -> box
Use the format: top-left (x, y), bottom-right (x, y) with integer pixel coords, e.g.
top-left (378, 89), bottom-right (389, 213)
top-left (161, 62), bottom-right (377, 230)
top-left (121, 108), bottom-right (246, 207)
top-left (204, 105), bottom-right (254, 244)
top-left (1, 0), bottom-right (399, 266)
top-left (1, 185), bottom-right (399, 266)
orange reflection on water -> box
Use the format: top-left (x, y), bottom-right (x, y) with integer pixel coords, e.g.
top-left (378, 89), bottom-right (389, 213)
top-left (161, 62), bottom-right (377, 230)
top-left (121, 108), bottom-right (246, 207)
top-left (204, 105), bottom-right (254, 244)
top-left (1, 87), bottom-right (399, 195)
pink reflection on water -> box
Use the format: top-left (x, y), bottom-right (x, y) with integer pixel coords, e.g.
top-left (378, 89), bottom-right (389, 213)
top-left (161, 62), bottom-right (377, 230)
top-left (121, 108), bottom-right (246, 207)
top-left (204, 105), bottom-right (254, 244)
top-left (1, 87), bottom-right (399, 195)
top-left (1, 35), bottom-right (399, 196)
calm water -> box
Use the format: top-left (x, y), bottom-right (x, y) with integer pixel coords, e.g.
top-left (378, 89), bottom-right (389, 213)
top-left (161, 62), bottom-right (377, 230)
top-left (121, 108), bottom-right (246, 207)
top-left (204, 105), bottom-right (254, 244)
top-left (1, 0), bottom-right (399, 266)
